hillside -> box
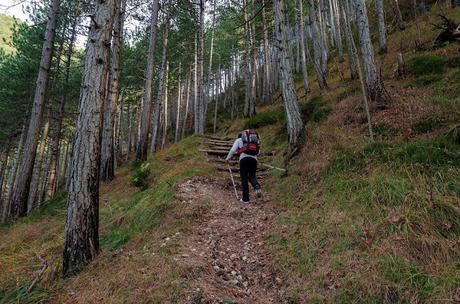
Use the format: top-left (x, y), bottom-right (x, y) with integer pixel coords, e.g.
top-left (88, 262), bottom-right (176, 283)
top-left (0, 14), bottom-right (16, 54)
top-left (0, 4), bottom-right (459, 304)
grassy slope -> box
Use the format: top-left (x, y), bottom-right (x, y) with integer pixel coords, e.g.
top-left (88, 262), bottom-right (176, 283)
top-left (0, 135), bottom-right (215, 303)
top-left (216, 8), bottom-right (460, 303)
top-left (0, 14), bottom-right (16, 54)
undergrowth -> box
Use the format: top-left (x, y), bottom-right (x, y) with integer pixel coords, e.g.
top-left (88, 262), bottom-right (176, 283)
top-left (0, 135), bottom-right (214, 303)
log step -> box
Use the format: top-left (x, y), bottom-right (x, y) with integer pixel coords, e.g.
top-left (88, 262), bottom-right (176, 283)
top-left (199, 149), bottom-right (228, 155)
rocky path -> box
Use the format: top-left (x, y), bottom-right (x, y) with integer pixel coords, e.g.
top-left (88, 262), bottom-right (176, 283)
top-left (174, 137), bottom-right (287, 304)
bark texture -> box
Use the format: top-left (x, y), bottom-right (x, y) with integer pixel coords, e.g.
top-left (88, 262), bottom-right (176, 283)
top-left (356, 0), bottom-right (390, 107)
top-left (45, 10), bottom-right (79, 201)
top-left (10, 0), bottom-right (61, 217)
top-left (273, 0), bottom-right (305, 151)
top-left (151, 16), bottom-right (170, 153)
top-left (136, 0), bottom-right (160, 161)
top-left (101, 0), bottom-right (124, 181)
top-left (339, 0), bottom-right (358, 79)
top-left (63, 0), bottom-right (116, 277)
top-left (375, 0), bottom-right (388, 54)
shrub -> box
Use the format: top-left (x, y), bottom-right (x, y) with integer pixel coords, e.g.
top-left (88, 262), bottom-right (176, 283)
top-left (300, 95), bottom-right (332, 123)
top-left (130, 162), bottom-right (151, 190)
top-left (411, 118), bottom-right (445, 134)
top-left (410, 74), bottom-right (443, 87)
top-left (244, 110), bottom-right (284, 129)
top-left (373, 123), bottom-right (398, 138)
top-left (407, 55), bottom-right (445, 76)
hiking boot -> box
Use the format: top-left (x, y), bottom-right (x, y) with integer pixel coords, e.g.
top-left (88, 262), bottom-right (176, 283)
top-left (255, 188), bottom-right (262, 198)
top-left (240, 199), bottom-right (249, 204)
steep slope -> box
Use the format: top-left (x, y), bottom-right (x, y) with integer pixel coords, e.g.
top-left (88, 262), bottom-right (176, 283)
top-left (214, 8), bottom-right (460, 303)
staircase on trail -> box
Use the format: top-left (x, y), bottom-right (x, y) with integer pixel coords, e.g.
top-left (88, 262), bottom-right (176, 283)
top-left (199, 135), bottom-right (269, 178)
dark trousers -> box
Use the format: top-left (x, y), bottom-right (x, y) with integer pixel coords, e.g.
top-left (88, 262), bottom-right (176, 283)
top-left (239, 157), bottom-right (260, 202)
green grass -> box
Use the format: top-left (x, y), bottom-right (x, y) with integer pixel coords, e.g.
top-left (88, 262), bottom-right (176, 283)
top-left (407, 55), bottom-right (445, 76)
top-left (243, 108), bottom-right (284, 129)
top-left (0, 135), bottom-right (214, 303)
top-left (300, 95), bottom-right (333, 124)
top-left (411, 117), bottom-right (446, 134)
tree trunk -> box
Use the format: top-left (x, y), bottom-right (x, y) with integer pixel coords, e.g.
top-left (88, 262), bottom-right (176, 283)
top-left (10, 0), bottom-right (61, 218)
top-left (249, 0), bottom-right (257, 117)
top-left (243, 0), bottom-right (254, 118)
top-left (331, 0), bottom-right (343, 61)
top-left (273, 0), bottom-right (305, 151)
top-left (59, 140), bottom-right (70, 189)
top-left (45, 11), bottom-right (79, 201)
top-left (262, 0), bottom-right (271, 104)
top-left (175, 63), bottom-right (182, 143)
top-left (4, 125), bottom-right (26, 221)
top-left (161, 62), bottom-right (170, 150)
top-left (297, 0), bottom-right (310, 94)
top-left (349, 21), bottom-right (374, 140)
top-left (355, 0), bottom-right (390, 108)
top-left (101, 0), bottom-right (124, 181)
top-left (194, 33), bottom-right (199, 133)
top-left (392, 0), bottom-right (405, 31)
top-left (136, 0), bottom-right (160, 161)
top-left (182, 66), bottom-right (192, 139)
top-left (308, 0), bottom-right (328, 89)
top-left (27, 107), bottom-right (51, 212)
top-left (195, 1), bottom-right (205, 134)
top-left (375, 0), bottom-right (388, 54)
top-left (63, 0), bottom-right (116, 277)
top-left (151, 15), bottom-right (170, 152)
top-left (339, 0), bottom-right (358, 79)
top-left (0, 142), bottom-right (11, 218)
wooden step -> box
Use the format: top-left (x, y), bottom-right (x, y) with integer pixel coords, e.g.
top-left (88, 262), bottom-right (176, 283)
top-left (199, 149), bottom-right (228, 156)
top-left (201, 135), bottom-right (232, 141)
top-left (204, 142), bottom-right (233, 148)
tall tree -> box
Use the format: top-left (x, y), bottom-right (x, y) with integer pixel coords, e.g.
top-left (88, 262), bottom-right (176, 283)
top-left (45, 10), bottom-right (80, 201)
top-left (63, 0), bottom-right (116, 276)
top-left (308, 0), bottom-right (328, 89)
top-left (9, 0), bottom-right (61, 218)
top-left (375, 0), bottom-right (387, 54)
top-left (297, 0), bottom-right (310, 94)
top-left (392, 0), bottom-right (405, 30)
top-left (101, 0), bottom-right (125, 181)
top-left (261, 0), bottom-right (271, 103)
top-left (151, 13), bottom-right (170, 153)
top-left (174, 63), bottom-right (182, 143)
top-left (194, 1), bottom-right (205, 134)
top-left (355, 0), bottom-right (390, 107)
top-left (161, 62), bottom-right (170, 149)
top-left (339, 0), bottom-right (358, 79)
top-left (273, 0), bottom-right (305, 151)
top-left (136, 0), bottom-right (160, 161)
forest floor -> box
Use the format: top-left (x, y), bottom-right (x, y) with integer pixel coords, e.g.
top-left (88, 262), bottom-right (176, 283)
top-left (168, 136), bottom-right (287, 303)
top-left (174, 175), bottom-right (285, 303)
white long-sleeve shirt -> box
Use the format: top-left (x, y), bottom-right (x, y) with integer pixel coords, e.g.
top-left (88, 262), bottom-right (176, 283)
top-left (225, 138), bottom-right (258, 161)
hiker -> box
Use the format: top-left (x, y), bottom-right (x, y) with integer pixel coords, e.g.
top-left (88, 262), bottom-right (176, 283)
top-left (225, 130), bottom-right (262, 203)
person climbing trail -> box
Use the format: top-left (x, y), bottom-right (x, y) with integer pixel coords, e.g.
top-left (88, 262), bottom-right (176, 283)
top-left (225, 130), bottom-right (262, 203)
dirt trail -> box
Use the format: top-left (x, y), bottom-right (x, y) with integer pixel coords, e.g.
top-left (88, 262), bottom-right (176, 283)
top-left (174, 138), bottom-right (287, 303)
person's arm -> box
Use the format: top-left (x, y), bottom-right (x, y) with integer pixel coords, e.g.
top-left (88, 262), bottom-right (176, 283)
top-left (225, 139), bottom-right (240, 161)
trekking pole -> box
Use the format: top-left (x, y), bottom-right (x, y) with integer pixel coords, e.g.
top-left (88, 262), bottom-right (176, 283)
top-left (259, 162), bottom-right (287, 172)
top-left (228, 164), bottom-right (239, 200)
